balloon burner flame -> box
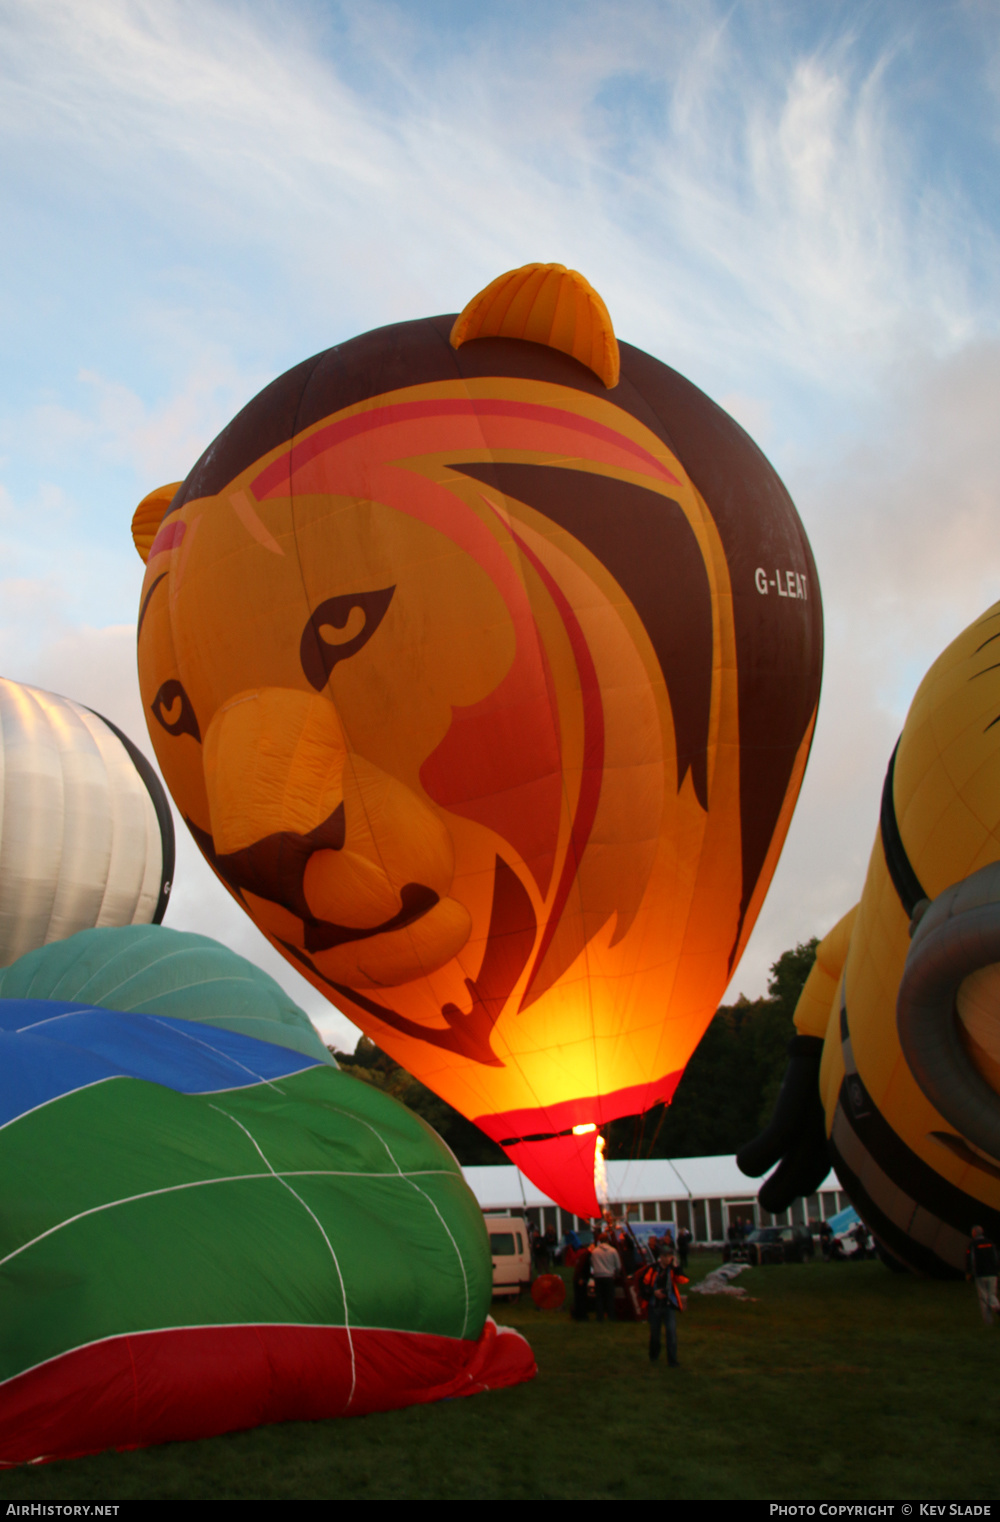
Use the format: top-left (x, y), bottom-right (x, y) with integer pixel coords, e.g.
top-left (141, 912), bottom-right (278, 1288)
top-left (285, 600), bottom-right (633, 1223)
top-left (594, 1133), bottom-right (608, 1207)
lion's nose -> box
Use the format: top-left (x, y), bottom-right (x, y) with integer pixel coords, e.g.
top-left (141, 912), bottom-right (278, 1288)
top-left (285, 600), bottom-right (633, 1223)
top-left (201, 684), bottom-right (472, 987)
top-left (203, 688), bottom-right (348, 854)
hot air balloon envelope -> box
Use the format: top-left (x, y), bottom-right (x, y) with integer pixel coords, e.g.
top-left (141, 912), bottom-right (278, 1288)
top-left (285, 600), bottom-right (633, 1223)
top-left (133, 265), bottom-right (822, 1216)
top-left (0, 679), bottom-right (173, 964)
top-left (741, 602), bottom-right (1000, 1277)
top-left (0, 929), bottom-right (534, 1463)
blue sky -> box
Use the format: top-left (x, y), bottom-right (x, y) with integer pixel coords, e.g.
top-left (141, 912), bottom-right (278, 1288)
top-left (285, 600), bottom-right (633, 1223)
top-left (2, 0), bottom-right (1000, 1046)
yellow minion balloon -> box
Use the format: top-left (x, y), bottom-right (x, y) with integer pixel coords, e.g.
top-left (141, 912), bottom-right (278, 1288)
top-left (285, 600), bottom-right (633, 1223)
top-left (740, 603), bottom-right (1000, 1276)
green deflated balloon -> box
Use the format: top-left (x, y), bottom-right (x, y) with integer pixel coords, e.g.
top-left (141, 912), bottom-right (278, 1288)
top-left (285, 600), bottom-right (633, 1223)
top-left (0, 923), bottom-right (335, 1067)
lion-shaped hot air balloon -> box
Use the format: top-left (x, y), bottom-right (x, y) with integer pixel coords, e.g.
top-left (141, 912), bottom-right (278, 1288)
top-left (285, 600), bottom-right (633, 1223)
top-left (132, 264), bottom-right (822, 1216)
top-left (739, 603), bottom-right (1000, 1276)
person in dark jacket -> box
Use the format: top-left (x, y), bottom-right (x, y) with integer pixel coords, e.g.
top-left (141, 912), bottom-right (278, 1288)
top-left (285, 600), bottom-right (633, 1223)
top-left (647, 1249), bottom-right (689, 1366)
top-left (571, 1243), bottom-right (594, 1321)
top-left (590, 1233), bottom-right (621, 1322)
top-left (965, 1226), bottom-right (1000, 1325)
top-left (616, 1225), bottom-right (639, 1276)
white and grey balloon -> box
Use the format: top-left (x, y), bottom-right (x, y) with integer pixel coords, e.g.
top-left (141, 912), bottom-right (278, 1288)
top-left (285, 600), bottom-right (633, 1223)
top-left (0, 679), bottom-right (174, 966)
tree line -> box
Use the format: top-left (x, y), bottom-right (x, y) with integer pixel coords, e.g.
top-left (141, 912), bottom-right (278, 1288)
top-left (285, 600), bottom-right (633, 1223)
top-left (331, 937), bottom-right (819, 1167)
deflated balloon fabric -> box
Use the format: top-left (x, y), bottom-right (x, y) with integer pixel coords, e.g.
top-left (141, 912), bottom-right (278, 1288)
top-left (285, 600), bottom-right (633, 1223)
top-left (0, 923), bottom-right (336, 1068)
top-left (0, 995), bottom-right (534, 1464)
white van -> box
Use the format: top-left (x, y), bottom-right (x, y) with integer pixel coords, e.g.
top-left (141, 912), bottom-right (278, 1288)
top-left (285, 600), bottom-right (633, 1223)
top-left (484, 1214), bottom-right (533, 1299)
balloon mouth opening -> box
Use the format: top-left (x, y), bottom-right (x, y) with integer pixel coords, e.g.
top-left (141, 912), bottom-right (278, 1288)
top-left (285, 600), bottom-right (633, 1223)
top-left (496, 1131), bottom-right (602, 1220)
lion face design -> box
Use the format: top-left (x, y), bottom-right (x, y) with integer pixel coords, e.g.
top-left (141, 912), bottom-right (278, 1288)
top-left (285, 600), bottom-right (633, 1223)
top-left (136, 299), bottom-right (821, 1213)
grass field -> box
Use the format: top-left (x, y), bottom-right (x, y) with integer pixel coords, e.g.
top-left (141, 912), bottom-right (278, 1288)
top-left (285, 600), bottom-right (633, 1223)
top-left (1, 1255), bottom-right (997, 1500)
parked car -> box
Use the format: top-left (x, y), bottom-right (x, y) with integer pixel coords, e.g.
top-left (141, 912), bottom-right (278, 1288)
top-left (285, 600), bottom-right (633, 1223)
top-left (729, 1225), bottom-right (815, 1265)
top-left (485, 1215), bottom-right (533, 1299)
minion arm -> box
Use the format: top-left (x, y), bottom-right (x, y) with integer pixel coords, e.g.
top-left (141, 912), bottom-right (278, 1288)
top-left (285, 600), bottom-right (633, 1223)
top-left (736, 907), bottom-right (857, 1211)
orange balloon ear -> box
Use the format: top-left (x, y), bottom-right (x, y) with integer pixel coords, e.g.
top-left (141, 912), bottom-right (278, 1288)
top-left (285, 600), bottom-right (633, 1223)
top-left (451, 263), bottom-right (620, 388)
top-left (132, 483), bottom-right (183, 563)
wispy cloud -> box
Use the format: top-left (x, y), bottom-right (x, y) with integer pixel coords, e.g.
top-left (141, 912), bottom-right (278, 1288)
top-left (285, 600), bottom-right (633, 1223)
top-left (2, 0), bottom-right (996, 398)
top-left (55, 360), bottom-right (256, 482)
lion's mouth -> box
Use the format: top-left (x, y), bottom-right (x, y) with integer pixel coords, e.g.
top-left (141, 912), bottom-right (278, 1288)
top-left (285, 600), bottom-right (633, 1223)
top-left (186, 810), bottom-right (446, 954)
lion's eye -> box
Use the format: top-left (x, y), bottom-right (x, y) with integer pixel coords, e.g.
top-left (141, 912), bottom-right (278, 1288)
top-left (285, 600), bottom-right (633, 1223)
top-left (150, 680), bottom-right (201, 742)
top-left (317, 605), bottom-right (367, 647)
top-left (300, 588), bottom-right (395, 690)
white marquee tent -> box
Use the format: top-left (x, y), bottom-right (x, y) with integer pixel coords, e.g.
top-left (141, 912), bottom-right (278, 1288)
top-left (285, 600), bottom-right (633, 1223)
top-left (461, 1156), bottom-right (849, 1245)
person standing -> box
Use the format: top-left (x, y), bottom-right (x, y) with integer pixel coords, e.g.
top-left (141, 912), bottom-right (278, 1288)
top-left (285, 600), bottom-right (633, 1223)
top-left (648, 1249), bottom-right (689, 1366)
top-left (571, 1242), bottom-right (594, 1321)
top-left (590, 1232), bottom-right (621, 1322)
top-left (965, 1226), bottom-right (1000, 1325)
top-left (616, 1224), bottom-right (639, 1276)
